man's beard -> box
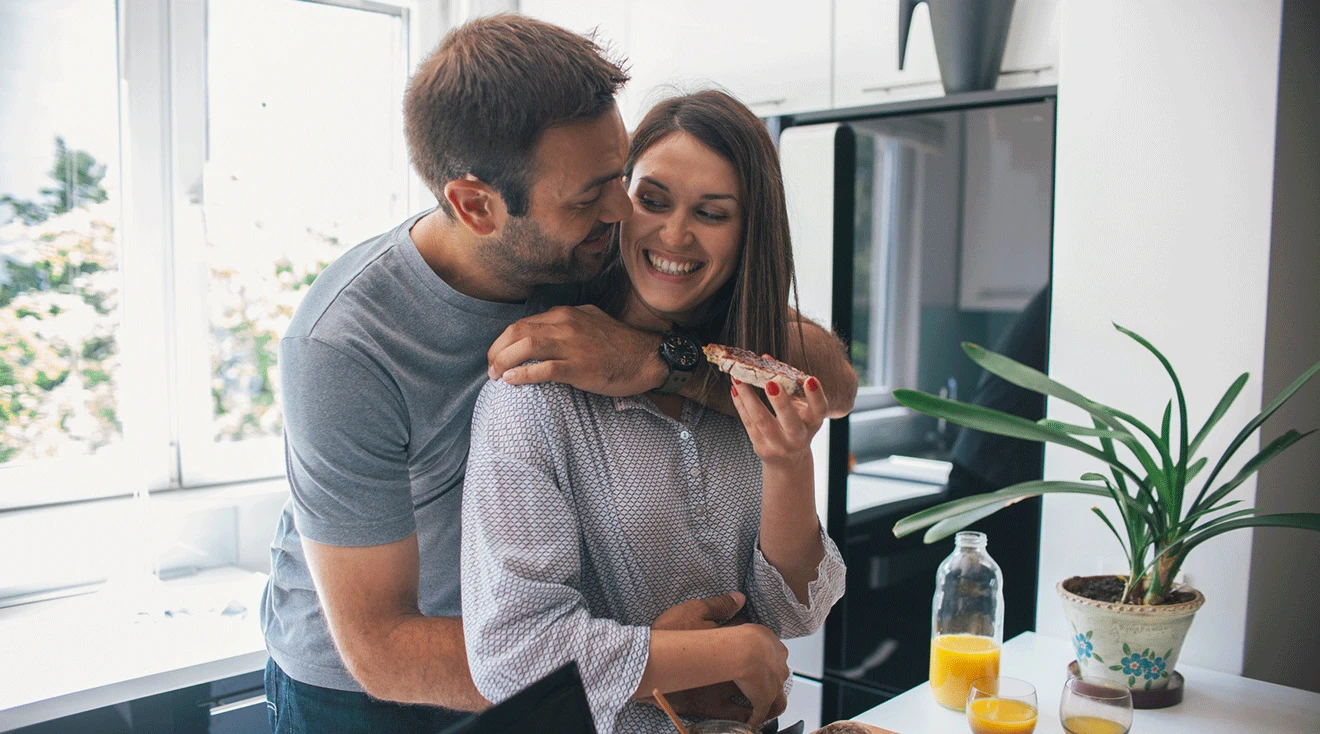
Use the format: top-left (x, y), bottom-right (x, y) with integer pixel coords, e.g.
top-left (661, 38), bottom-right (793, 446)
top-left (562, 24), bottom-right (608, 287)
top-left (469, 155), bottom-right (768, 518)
top-left (480, 216), bottom-right (612, 289)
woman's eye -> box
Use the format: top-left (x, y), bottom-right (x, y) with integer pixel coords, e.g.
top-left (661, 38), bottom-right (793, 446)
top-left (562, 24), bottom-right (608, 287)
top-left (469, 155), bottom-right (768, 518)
top-left (697, 209), bottom-right (729, 222)
top-left (639, 195), bottom-right (667, 210)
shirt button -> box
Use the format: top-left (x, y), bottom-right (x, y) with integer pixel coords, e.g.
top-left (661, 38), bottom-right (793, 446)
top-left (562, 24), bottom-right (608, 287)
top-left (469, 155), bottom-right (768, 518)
top-left (679, 430), bottom-right (691, 440)
top-left (689, 467), bottom-right (700, 478)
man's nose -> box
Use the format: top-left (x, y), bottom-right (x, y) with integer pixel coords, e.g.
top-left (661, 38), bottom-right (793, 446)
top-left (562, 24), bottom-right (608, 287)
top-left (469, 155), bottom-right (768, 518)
top-left (599, 178), bottom-right (631, 223)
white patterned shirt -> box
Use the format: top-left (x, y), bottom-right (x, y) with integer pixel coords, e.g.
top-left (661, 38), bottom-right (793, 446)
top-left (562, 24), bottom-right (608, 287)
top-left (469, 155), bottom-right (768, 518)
top-left (461, 379), bottom-right (846, 734)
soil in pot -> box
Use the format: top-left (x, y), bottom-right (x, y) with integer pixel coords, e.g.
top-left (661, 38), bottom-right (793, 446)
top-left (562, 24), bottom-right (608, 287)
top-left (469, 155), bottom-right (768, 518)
top-left (1064, 576), bottom-right (1198, 605)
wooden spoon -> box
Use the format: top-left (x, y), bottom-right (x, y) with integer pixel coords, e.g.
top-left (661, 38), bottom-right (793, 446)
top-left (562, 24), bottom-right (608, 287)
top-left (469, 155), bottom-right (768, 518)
top-left (651, 688), bottom-right (691, 734)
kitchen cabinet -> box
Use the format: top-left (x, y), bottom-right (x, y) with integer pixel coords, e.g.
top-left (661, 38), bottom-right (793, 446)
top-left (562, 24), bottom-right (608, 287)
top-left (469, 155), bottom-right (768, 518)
top-left (834, 0), bottom-right (944, 109)
top-left (835, 0), bottom-right (1058, 109)
top-left (624, 0), bottom-right (833, 122)
top-left (523, 0), bottom-right (833, 126)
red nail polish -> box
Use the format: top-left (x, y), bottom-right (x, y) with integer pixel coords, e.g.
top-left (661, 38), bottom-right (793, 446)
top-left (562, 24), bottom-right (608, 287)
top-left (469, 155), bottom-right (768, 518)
top-left (766, 382), bottom-right (780, 397)
top-left (806, 377), bottom-right (820, 392)
top-left (731, 385), bottom-right (739, 398)
top-left (731, 377), bottom-right (741, 385)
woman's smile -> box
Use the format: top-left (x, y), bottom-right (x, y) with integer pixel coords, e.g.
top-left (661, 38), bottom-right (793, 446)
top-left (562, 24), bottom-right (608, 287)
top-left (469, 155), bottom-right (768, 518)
top-left (643, 249), bottom-right (706, 278)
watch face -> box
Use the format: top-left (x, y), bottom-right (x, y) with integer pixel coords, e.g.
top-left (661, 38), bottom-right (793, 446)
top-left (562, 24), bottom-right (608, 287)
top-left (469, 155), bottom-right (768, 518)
top-left (662, 333), bottom-right (700, 371)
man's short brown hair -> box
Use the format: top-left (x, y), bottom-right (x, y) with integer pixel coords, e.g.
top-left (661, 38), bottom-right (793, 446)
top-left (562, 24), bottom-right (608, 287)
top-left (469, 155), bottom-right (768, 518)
top-left (404, 14), bottom-right (629, 218)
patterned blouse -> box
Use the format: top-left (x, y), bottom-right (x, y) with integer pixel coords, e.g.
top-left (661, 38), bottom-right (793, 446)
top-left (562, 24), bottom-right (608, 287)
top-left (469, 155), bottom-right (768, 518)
top-left (461, 379), bottom-right (846, 734)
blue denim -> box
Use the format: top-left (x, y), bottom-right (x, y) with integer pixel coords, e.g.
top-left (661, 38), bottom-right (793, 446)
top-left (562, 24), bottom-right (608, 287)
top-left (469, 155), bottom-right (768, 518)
top-left (265, 657), bottom-right (469, 734)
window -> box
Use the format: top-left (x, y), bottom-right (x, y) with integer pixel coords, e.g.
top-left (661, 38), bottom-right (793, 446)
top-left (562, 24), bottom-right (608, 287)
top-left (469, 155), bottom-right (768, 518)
top-left (0, 0), bottom-right (127, 507)
top-left (0, 0), bottom-right (424, 510)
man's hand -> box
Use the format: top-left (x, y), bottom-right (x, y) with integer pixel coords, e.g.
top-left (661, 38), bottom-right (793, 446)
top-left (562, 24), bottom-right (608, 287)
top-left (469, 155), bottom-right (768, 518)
top-left (646, 593), bottom-right (787, 724)
top-left (487, 305), bottom-right (666, 396)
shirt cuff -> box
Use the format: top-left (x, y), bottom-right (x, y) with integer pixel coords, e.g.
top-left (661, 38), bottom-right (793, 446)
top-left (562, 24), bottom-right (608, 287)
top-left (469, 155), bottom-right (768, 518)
top-left (749, 525), bottom-right (846, 636)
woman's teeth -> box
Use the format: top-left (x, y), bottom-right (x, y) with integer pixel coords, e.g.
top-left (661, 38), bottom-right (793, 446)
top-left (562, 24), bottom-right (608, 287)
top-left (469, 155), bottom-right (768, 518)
top-left (646, 251), bottom-right (703, 276)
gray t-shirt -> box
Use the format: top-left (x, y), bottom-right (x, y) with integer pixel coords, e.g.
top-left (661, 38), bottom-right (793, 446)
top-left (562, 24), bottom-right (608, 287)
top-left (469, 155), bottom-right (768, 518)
top-left (260, 210), bottom-right (561, 692)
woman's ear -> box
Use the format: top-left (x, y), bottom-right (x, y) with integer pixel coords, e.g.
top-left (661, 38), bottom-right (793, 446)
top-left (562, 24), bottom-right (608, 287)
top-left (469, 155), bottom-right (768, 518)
top-left (443, 174), bottom-right (506, 236)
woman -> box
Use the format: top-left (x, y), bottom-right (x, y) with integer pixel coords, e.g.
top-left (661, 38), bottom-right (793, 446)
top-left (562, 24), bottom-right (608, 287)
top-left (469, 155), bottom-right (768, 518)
top-left (461, 90), bottom-right (847, 734)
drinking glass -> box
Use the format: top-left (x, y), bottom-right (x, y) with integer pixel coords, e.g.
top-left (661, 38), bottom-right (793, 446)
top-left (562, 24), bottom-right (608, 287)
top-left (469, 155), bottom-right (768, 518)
top-left (1059, 676), bottom-right (1134, 734)
top-left (966, 676), bottom-right (1038, 734)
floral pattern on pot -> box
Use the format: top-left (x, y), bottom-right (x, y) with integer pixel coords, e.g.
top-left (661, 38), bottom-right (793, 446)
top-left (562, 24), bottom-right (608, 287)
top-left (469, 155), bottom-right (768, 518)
top-left (1072, 630), bottom-right (1104, 664)
top-left (1111, 643), bottom-right (1172, 690)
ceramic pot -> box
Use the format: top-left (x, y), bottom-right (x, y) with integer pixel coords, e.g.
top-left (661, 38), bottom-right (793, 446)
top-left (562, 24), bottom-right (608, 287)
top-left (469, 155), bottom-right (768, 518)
top-left (1056, 576), bottom-right (1205, 693)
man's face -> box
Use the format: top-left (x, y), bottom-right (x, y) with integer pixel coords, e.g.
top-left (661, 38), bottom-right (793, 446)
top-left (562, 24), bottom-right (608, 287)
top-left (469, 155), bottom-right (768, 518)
top-left (481, 106), bottom-right (631, 287)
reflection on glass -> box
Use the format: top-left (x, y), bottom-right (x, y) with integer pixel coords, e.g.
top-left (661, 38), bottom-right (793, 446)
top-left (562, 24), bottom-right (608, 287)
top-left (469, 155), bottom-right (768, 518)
top-left (0, 0), bottom-right (121, 466)
top-left (966, 676), bottom-right (1037, 734)
top-left (1059, 676), bottom-right (1133, 734)
top-left (203, 0), bottom-right (406, 442)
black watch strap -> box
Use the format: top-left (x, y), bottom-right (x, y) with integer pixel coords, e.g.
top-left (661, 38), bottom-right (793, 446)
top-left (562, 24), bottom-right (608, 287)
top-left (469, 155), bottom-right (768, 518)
top-left (653, 330), bottom-right (702, 396)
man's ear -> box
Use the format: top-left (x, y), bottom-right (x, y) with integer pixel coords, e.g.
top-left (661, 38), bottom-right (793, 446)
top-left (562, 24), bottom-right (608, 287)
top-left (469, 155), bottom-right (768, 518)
top-left (443, 175), bottom-right (505, 237)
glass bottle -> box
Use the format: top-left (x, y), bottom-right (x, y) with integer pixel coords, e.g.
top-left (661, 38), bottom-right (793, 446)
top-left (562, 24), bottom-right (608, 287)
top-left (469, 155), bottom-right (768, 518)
top-left (929, 531), bottom-right (1005, 711)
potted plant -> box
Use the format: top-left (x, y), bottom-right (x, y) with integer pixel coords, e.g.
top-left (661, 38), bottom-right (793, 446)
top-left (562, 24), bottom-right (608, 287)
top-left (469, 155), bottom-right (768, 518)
top-left (890, 324), bottom-right (1320, 694)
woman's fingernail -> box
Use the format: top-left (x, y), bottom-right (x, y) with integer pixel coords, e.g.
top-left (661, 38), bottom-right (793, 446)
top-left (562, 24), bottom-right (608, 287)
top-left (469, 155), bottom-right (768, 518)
top-left (731, 385), bottom-right (739, 398)
top-left (806, 377), bottom-right (820, 392)
top-left (731, 377), bottom-right (741, 385)
top-left (766, 382), bottom-right (780, 397)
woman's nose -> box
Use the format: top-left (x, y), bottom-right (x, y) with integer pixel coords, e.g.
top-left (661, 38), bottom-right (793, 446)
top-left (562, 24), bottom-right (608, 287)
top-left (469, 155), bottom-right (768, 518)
top-left (658, 214), bottom-right (691, 249)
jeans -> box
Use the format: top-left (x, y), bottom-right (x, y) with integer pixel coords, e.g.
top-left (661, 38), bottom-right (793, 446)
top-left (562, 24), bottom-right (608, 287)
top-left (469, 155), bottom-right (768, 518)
top-left (265, 658), bottom-right (469, 734)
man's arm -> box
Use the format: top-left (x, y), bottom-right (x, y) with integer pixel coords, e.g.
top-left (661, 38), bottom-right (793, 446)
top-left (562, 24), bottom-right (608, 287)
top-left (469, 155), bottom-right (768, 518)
top-left (302, 534), bottom-right (489, 711)
top-left (488, 305), bottom-right (857, 417)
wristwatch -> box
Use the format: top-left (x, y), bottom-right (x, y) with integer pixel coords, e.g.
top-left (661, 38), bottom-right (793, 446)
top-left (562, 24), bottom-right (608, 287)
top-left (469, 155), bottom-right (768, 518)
top-left (652, 330), bottom-right (702, 395)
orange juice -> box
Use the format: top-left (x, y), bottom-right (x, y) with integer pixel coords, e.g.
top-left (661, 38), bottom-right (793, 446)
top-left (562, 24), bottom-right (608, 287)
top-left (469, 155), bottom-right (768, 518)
top-left (1062, 716), bottom-right (1128, 734)
top-left (967, 698), bottom-right (1038, 734)
top-left (929, 634), bottom-right (1000, 710)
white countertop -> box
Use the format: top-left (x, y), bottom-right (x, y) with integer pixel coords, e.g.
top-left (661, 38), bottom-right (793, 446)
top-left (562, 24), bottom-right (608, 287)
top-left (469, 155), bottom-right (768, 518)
top-left (0, 567), bottom-right (268, 731)
top-left (853, 631), bottom-right (1320, 733)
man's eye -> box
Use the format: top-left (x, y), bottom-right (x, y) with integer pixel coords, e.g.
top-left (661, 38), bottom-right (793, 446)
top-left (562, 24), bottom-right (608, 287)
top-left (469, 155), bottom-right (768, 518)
top-left (575, 194), bottom-right (601, 208)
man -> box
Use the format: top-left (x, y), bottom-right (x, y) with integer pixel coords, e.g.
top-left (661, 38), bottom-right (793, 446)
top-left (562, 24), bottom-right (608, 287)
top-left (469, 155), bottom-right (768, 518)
top-left (261, 14), bottom-right (857, 733)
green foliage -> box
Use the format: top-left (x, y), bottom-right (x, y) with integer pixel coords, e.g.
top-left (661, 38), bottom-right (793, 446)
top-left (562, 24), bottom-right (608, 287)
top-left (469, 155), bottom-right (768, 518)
top-left (892, 325), bottom-right (1320, 605)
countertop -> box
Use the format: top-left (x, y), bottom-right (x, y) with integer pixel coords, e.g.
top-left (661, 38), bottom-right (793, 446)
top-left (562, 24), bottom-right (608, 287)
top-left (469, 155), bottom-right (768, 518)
top-left (852, 631), bottom-right (1320, 733)
top-left (0, 567), bottom-right (268, 731)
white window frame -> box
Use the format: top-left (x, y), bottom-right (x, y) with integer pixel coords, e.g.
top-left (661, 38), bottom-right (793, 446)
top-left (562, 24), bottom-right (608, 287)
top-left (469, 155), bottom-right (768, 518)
top-left (0, 0), bottom-right (438, 510)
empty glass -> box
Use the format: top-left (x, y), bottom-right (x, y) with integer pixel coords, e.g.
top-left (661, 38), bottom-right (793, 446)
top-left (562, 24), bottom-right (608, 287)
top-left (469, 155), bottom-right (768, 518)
top-left (966, 676), bottom-right (1037, 734)
top-left (1059, 677), bottom-right (1134, 734)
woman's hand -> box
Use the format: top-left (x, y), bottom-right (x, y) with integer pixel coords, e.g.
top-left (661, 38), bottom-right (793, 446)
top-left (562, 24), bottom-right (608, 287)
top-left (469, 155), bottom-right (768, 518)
top-left (729, 371), bottom-right (829, 469)
top-left (730, 623), bottom-right (791, 729)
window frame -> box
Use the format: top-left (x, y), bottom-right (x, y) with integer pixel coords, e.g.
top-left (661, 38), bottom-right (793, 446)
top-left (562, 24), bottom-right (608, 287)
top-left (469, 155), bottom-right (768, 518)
top-left (0, 0), bottom-right (435, 510)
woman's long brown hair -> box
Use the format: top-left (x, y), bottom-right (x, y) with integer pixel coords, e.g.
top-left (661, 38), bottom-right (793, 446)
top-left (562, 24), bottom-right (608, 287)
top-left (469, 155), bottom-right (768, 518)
top-left (589, 90), bottom-right (806, 385)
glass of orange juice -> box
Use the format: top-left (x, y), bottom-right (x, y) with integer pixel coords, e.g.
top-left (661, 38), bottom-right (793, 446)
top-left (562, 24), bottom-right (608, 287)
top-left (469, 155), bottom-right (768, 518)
top-left (966, 677), bottom-right (1037, 734)
top-left (1059, 677), bottom-right (1133, 734)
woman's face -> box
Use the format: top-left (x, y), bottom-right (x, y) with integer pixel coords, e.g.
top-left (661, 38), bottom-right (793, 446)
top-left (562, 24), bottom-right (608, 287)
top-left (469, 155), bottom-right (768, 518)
top-left (619, 132), bottom-right (743, 323)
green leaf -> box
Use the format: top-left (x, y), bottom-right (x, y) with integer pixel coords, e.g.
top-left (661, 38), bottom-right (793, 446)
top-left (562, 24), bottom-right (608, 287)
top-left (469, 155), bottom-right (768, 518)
top-left (1094, 653), bottom-right (1105, 663)
top-left (1194, 429), bottom-right (1316, 515)
top-left (1161, 400), bottom-right (1172, 446)
top-left (1177, 513), bottom-right (1320, 559)
top-left (1195, 359), bottom-right (1320, 513)
top-left (1123, 643), bottom-right (1132, 655)
top-left (1185, 457), bottom-right (1208, 485)
top-left (893, 480), bottom-right (1121, 539)
top-left (1091, 506), bottom-right (1131, 563)
top-left (1188, 373), bottom-right (1249, 457)
top-left (1081, 472), bottom-right (1109, 482)
top-left (1115, 324), bottom-right (1190, 511)
top-left (961, 342), bottom-right (1132, 435)
top-left (1109, 665), bottom-right (1123, 671)
top-left (923, 501), bottom-right (1012, 543)
top-left (1107, 406), bottom-right (1178, 516)
top-left (892, 390), bottom-right (1143, 483)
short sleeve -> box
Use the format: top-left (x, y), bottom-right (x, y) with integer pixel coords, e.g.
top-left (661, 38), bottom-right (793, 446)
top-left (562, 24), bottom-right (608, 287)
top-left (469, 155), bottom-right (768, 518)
top-left (280, 335), bottom-right (415, 546)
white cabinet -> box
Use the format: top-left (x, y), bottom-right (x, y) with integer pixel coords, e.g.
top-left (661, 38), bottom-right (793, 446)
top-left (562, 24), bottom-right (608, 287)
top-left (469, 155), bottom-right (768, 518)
top-left (835, 0), bottom-right (1059, 110)
top-left (784, 675), bottom-right (824, 731)
top-left (624, 0), bottom-right (833, 123)
top-left (522, 0), bottom-right (832, 127)
top-left (998, 0), bottom-right (1061, 89)
top-left (834, 0), bottom-right (944, 109)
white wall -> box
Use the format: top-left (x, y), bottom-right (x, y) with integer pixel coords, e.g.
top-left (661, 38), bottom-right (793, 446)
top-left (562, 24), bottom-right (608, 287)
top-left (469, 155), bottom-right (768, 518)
top-left (1040, 0), bottom-right (1283, 675)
